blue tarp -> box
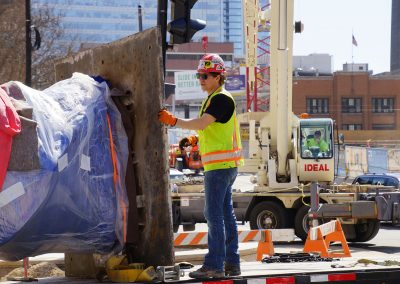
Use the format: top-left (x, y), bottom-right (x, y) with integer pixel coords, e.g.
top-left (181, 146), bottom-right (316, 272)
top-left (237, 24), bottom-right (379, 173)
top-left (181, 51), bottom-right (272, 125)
top-left (0, 73), bottom-right (128, 261)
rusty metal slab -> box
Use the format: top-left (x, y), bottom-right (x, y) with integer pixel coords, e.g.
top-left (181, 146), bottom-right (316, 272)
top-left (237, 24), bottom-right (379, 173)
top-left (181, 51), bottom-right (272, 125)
top-left (54, 27), bottom-right (173, 266)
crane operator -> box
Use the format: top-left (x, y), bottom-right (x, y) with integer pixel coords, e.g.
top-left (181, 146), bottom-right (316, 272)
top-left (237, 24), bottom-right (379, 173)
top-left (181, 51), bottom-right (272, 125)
top-left (306, 130), bottom-right (329, 154)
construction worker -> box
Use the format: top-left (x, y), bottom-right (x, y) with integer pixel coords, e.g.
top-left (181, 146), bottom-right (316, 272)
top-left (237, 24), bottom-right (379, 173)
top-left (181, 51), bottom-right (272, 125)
top-left (306, 130), bottom-right (329, 153)
top-left (158, 53), bottom-right (244, 279)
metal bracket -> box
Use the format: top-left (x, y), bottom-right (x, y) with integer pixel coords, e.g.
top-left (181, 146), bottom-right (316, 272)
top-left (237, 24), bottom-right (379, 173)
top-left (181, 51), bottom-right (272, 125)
top-left (156, 265), bottom-right (184, 282)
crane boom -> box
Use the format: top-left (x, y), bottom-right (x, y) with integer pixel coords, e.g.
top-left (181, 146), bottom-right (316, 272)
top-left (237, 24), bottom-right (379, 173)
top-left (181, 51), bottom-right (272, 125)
top-left (240, 0), bottom-right (335, 189)
top-left (269, 0), bottom-right (294, 176)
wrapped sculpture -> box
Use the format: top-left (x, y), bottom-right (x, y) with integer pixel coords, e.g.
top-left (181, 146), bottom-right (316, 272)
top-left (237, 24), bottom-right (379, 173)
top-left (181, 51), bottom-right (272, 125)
top-left (0, 73), bottom-right (128, 261)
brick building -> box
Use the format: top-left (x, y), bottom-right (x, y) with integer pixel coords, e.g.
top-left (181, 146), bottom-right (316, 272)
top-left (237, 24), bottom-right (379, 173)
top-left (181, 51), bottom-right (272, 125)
top-left (293, 72), bottom-right (400, 132)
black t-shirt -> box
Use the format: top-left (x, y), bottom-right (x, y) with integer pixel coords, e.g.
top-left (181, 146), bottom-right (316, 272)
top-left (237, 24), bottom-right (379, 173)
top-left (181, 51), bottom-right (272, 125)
top-left (202, 93), bottom-right (235, 123)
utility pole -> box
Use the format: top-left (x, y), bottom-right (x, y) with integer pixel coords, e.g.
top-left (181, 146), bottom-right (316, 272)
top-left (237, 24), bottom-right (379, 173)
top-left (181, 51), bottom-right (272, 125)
top-left (25, 0), bottom-right (32, 87)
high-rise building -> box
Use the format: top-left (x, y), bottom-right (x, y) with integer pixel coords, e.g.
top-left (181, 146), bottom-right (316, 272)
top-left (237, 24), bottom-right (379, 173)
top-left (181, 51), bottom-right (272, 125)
top-left (32, 0), bottom-right (245, 56)
top-left (32, 0), bottom-right (155, 45)
top-left (223, 0), bottom-right (244, 56)
top-left (391, 0), bottom-right (400, 72)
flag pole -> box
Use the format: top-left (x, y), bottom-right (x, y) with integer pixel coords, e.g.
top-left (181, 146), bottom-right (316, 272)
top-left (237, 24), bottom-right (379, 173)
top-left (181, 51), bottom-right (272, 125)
top-left (351, 29), bottom-right (354, 65)
top-left (351, 30), bottom-right (354, 95)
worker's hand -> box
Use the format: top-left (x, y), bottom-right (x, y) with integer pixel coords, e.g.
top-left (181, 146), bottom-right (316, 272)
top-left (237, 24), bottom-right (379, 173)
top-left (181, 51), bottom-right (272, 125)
top-left (158, 109), bottom-right (177, 126)
top-left (179, 135), bottom-right (198, 150)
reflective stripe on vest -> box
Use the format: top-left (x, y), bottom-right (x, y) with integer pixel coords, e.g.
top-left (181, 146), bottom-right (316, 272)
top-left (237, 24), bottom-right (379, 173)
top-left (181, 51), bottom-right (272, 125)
top-left (201, 116), bottom-right (242, 166)
top-left (201, 149), bottom-right (243, 165)
top-left (232, 115), bottom-right (240, 167)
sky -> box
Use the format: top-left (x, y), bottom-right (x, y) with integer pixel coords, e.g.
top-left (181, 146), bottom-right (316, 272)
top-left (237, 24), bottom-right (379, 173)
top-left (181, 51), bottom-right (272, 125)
top-left (293, 0), bottom-right (391, 74)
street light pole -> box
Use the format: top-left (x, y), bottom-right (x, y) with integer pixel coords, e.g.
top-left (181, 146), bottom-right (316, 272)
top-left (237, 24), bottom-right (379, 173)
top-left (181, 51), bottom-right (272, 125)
top-left (25, 0), bottom-right (32, 87)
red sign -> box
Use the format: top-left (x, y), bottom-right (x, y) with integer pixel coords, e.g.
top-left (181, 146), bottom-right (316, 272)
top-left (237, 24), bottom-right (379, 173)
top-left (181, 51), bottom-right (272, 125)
top-left (304, 164), bottom-right (330, 171)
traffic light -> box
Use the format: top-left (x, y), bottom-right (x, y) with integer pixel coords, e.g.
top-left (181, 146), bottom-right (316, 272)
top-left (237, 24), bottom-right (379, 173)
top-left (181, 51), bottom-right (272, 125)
top-left (168, 0), bottom-right (206, 44)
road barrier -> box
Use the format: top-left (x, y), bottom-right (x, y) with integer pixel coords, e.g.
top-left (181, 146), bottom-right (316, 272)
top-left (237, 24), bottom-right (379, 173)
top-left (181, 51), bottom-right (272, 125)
top-left (303, 220), bottom-right (351, 258)
top-left (174, 229), bottom-right (295, 261)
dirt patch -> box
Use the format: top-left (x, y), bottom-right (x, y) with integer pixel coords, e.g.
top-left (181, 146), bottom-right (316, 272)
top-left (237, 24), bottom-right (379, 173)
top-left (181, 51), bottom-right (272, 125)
top-left (2, 262), bottom-right (64, 280)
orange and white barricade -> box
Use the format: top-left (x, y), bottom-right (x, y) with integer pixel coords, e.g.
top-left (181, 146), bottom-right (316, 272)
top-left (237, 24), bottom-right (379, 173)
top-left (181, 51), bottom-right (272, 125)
top-left (303, 220), bottom-right (351, 258)
top-left (174, 229), bottom-right (295, 261)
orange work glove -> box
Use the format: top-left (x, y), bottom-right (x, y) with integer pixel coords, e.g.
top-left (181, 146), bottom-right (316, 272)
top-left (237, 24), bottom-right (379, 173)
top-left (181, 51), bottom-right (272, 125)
top-left (179, 135), bottom-right (198, 150)
top-left (158, 109), bottom-right (177, 126)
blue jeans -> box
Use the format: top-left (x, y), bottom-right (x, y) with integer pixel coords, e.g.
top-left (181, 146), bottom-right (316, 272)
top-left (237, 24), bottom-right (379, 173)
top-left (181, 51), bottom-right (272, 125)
top-left (203, 167), bottom-right (239, 271)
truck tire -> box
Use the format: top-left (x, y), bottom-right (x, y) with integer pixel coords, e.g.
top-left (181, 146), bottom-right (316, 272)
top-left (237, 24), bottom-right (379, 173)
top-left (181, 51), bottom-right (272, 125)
top-left (294, 205), bottom-right (311, 241)
top-left (249, 201), bottom-right (288, 230)
top-left (349, 220), bottom-right (380, 242)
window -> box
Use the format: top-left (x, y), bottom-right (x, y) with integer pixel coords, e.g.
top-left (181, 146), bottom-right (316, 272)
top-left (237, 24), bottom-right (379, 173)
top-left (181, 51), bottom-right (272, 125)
top-left (372, 124), bottom-right (395, 130)
top-left (352, 176), bottom-right (372, 185)
top-left (372, 98), bottom-right (394, 113)
top-left (306, 98), bottom-right (329, 114)
top-left (352, 175), bottom-right (399, 188)
top-left (165, 71), bottom-right (175, 78)
top-left (342, 98), bottom-right (362, 113)
top-left (299, 120), bottom-right (333, 159)
top-left (342, 124), bottom-right (362, 130)
top-left (385, 177), bottom-right (399, 187)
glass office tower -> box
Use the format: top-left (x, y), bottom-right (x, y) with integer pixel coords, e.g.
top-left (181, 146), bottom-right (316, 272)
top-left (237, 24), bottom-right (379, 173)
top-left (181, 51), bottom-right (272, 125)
top-left (32, 0), bottom-right (155, 45)
top-left (223, 0), bottom-right (244, 56)
top-left (32, 0), bottom-right (244, 56)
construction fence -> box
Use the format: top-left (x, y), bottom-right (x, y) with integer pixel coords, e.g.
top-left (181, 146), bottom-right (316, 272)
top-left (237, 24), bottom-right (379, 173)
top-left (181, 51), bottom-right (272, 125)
top-left (344, 146), bottom-right (400, 178)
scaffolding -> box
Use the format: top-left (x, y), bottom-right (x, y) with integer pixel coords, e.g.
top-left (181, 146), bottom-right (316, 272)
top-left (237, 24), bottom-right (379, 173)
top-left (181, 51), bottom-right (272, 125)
top-left (244, 0), bottom-right (271, 112)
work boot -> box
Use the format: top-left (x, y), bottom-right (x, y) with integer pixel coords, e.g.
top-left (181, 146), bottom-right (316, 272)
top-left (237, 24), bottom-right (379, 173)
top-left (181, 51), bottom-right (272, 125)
top-left (188, 266), bottom-right (225, 279)
top-left (225, 263), bottom-right (241, 276)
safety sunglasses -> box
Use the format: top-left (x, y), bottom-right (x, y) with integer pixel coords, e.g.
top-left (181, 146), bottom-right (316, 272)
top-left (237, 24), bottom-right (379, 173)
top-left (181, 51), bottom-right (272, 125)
top-left (196, 73), bottom-right (209, 80)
